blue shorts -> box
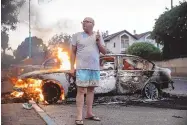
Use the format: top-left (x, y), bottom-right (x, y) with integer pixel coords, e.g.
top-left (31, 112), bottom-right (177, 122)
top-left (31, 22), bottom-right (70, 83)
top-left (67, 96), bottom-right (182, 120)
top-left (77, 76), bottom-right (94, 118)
top-left (76, 69), bottom-right (100, 87)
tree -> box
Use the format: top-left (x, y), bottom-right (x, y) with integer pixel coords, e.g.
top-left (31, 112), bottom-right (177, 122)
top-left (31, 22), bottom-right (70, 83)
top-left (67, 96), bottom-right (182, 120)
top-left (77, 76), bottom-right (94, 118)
top-left (1, 0), bottom-right (25, 31)
top-left (1, 53), bottom-right (16, 69)
top-left (1, 0), bottom-right (25, 55)
top-left (49, 33), bottom-right (71, 45)
top-left (1, 30), bottom-right (9, 56)
top-left (48, 33), bottom-right (71, 54)
top-left (127, 42), bottom-right (162, 61)
top-left (151, 2), bottom-right (187, 59)
top-left (14, 36), bottom-right (47, 62)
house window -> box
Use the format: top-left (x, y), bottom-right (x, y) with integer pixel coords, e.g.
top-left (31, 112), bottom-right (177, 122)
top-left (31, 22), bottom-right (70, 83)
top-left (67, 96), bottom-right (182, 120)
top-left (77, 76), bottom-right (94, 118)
top-left (121, 38), bottom-right (129, 48)
top-left (113, 43), bottom-right (115, 48)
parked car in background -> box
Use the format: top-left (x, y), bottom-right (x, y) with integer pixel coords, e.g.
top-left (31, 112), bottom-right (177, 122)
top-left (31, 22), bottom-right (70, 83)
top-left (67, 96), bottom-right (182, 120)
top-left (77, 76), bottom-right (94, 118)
top-left (103, 62), bottom-right (115, 70)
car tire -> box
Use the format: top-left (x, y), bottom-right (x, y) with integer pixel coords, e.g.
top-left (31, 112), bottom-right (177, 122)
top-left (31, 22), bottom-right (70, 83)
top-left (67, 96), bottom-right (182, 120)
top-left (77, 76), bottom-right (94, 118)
top-left (108, 67), bottom-right (113, 70)
top-left (144, 82), bottom-right (159, 100)
top-left (42, 81), bottom-right (61, 104)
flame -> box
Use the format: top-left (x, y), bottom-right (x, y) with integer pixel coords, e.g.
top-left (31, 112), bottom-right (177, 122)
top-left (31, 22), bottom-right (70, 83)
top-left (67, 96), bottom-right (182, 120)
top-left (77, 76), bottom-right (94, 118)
top-left (10, 47), bottom-right (73, 102)
top-left (60, 90), bottom-right (65, 100)
top-left (44, 100), bottom-right (49, 104)
top-left (11, 78), bottom-right (44, 102)
top-left (35, 88), bottom-right (44, 101)
top-left (11, 91), bottom-right (24, 97)
top-left (57, 48), bottom-right (71, 70)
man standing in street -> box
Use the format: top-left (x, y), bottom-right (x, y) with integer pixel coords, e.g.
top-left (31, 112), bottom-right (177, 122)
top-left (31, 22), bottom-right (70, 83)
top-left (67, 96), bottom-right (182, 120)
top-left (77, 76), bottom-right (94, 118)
top-left (71, 17), bottom-right (107, 125)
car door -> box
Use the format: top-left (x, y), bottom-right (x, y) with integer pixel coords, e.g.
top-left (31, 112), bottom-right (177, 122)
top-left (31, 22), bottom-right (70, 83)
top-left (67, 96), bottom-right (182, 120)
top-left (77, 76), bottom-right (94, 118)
top-left (116, 56), bottom-right (150, 94)
top-left (94, 55), bottom-right (117, 94)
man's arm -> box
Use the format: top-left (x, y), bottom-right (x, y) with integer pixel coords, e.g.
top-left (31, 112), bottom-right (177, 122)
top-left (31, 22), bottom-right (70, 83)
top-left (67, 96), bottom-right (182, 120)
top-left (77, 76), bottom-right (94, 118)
top-left (96, 31), bottom-right (107, 55)
top-left (70, 34), bottom-right (77, 73)
top-left (71, 45), bottom-right (76, 71)
top-left (97, 42), bottom-right (107, 55)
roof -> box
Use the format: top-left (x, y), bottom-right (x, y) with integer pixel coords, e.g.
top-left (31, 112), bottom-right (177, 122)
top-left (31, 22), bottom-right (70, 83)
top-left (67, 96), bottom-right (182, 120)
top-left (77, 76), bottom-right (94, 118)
top-left (134, 31), bottom-right (151, 39)
top-left (103, 30), bottom-right (138, 41)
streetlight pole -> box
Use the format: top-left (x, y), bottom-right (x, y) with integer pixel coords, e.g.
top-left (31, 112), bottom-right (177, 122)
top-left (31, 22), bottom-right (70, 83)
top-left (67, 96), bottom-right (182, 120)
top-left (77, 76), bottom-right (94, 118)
top-left (171, 0), bottom-right (173, 9)
top-left (29, 0), bottom-right (32, 58)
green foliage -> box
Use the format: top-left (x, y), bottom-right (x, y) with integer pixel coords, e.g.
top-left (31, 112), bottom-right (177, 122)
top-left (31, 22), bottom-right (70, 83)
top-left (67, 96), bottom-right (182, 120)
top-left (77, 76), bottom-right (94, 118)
top-left (49, 33), bottom-right (71, 44)
top-left (127, 42), bottom-right (162, 61)
top-left (151, 2), bottom-right (187, 59)
top-left (1, 0), bottom-right (25, 31)
top-left (1, 0), bottom-right (25, 56)
top-left (1, 53), bottom-right (16, 69)
top-left (13, 36), bottom-right (47, 61)
top-left (1, 31), bottom-right (9, 56)
top-left (48, 33), bottom-right (71, 52)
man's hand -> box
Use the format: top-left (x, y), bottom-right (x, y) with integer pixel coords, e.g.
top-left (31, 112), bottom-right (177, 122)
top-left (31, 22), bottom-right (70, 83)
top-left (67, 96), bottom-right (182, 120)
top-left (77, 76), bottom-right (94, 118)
top-left (96, 30), bottom-right (107, 55)
top-left (69, 68), bottom-right (75, 76)
top-left (96, 30), bottom-right (101, 44)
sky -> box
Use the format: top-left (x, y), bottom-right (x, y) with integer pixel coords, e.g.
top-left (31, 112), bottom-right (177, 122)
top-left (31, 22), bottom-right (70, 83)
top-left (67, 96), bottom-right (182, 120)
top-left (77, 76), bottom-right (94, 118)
top-left (8, 0), bottom-right (184, 54)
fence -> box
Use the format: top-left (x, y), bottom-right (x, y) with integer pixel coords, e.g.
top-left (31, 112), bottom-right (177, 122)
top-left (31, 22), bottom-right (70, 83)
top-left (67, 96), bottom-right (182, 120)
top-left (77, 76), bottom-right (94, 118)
top-left (154, 58), bottom-right (187, 77)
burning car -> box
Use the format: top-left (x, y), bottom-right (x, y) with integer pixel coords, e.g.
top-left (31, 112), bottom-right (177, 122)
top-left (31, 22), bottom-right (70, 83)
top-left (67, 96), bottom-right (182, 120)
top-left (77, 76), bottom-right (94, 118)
top-left (11, 53), bottom-right (174, 104)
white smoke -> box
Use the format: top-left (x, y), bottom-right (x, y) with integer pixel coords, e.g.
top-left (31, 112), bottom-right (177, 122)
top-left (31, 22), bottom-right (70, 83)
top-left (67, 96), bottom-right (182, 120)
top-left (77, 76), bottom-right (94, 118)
top-left (17, 0), bottom-right (79, 43)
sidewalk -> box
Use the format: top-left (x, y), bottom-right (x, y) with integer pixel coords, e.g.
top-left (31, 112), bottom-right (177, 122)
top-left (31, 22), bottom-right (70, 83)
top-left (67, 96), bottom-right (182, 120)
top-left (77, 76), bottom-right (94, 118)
top-left (2, 103), bottom-right (46, 125)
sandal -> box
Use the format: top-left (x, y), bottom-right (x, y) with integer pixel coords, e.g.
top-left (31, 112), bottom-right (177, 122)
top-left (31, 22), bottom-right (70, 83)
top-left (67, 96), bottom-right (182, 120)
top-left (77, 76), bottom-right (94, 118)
top-left (75, 120), bottom-right (84, 125)
top-left (85, 116), bottom-right (101, 121)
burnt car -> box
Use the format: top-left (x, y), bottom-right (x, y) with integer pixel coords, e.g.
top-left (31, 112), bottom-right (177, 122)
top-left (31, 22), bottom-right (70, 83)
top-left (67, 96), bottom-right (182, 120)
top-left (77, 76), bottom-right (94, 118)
top-left (15, 54), bottom-right (174, 104)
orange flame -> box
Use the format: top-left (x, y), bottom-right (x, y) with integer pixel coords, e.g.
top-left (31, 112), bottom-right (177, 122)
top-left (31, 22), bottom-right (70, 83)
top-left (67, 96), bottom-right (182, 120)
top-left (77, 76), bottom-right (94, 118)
top-left (10, 47), bottom-right (72, 102)
top-left (11, 78), bottom-right (44, 102)
top-left (11, 91), bottom-right (24, 97)
top-left (57, 48), bottom-right (71, 70)
top-left (35, 88), bottom-right (44, 101)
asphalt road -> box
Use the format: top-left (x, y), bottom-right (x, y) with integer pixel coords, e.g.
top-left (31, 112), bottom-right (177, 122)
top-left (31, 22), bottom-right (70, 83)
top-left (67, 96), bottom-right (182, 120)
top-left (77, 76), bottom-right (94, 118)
top-left (163, 78), bottom-right (187, 96)
top-left (39, 103), bottom-right (187, 125)
top-left (38, 78), bottom-right (187, 125)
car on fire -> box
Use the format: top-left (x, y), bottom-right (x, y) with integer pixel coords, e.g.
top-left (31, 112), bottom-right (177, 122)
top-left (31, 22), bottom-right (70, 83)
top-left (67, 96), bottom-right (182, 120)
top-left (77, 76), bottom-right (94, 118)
top-left (13, 54), bottom-right (174, 104)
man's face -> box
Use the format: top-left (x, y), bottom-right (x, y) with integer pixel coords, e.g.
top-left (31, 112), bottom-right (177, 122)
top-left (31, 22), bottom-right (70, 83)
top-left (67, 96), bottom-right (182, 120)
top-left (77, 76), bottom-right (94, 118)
top-left (82, 17), bottom-right (94, 32)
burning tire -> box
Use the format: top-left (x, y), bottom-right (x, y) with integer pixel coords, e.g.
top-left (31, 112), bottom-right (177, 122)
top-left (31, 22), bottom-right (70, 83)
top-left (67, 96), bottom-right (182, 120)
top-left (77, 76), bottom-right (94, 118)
top-left (42, 81), bottom-right (61, 104)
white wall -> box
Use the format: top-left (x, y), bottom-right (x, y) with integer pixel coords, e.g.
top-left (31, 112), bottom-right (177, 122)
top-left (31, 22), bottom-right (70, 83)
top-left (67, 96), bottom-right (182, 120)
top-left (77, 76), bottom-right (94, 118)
top-left (105, 32), bottom-right (137, 54)
top-left (105, 36), bottom-right (121, 53)
top-left (105, 32), bottom-right (164, 54)
top-left (154, 58), bottom-right (187, 77)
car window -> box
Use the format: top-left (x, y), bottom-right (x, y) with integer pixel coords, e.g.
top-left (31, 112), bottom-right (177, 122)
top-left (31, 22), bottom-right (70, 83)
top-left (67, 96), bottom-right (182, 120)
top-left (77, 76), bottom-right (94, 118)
top-left (143, 60), bottom-right (154, 70)
top-left (121, 57), bottom-right (144, 70)
top-left (43, 58), bottom-right (59, 69)
top-left (100, 56), bottom-right (115, 70)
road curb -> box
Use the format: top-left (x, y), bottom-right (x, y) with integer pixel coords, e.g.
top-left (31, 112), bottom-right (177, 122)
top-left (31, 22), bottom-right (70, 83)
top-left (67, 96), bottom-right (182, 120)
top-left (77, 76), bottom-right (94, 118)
top-left (162, 91), bottom-right (187, 98)
top-left (172, 77), bottom-right (187, 80)
top-left (29, 100), bottom-right (57, 125)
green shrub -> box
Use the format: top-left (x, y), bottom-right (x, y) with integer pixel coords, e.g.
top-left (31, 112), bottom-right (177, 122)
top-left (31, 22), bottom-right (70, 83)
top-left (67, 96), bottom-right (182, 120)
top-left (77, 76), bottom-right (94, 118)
top-left (127, 42), bottom-right (162, 61)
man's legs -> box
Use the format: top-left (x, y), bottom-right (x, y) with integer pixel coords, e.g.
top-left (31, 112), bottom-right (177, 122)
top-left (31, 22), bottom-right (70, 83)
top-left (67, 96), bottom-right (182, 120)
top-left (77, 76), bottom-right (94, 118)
top-left (86, 87), bottom-right (95, 117)
top-left (76, 87), bottom-right (86, 120)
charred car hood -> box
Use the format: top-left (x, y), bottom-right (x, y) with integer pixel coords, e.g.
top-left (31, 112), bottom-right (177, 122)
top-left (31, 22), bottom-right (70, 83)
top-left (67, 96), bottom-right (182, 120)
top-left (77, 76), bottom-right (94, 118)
top-left (19, 69), bottom-right (70, 79)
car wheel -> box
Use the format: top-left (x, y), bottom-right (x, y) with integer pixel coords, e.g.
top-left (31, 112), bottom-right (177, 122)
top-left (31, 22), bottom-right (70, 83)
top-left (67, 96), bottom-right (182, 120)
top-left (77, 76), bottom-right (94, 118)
top-left (108, 67), bottom-right (113, 70)
top-left (144, 83), bottom-right (159, 100)
top-left (42, 81), bottom-right (61, 104)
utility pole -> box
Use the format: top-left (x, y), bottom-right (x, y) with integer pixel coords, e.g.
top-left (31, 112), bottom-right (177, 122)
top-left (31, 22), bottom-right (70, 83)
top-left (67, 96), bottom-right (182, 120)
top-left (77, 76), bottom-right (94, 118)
top-left (29, 0), bottom-right (32, 58)
top-left (171, 0), bottom-right (173, 9)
